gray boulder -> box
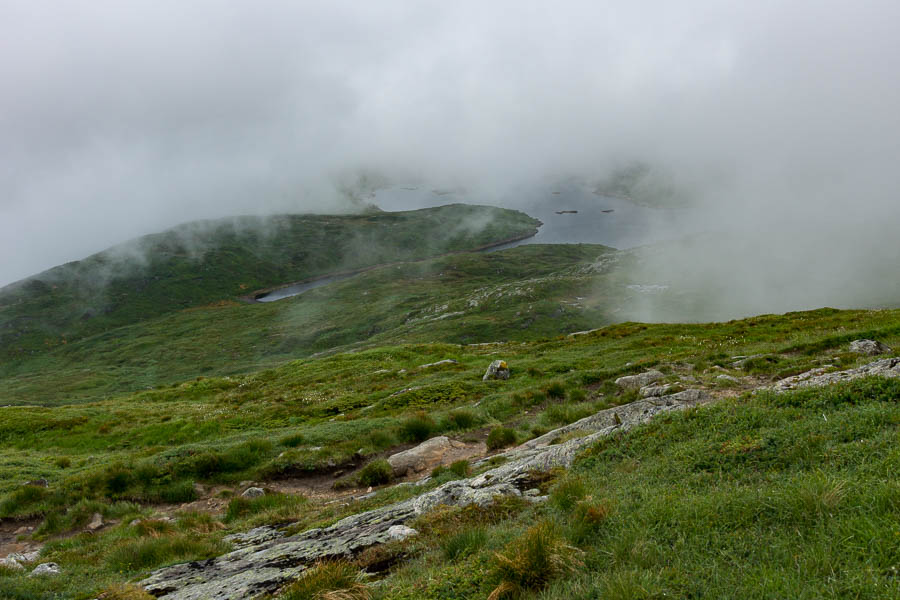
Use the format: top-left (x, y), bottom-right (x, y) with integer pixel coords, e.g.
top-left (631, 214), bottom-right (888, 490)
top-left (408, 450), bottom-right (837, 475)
top-left (483, 360), bottom-right (510, 381)
top-left (241, 487), bottom-right (265, 499)
top-left (849, 339), bottom-right (892, 356)
top-left (29, 562), bottom-right (60, 577)
top-left (86, 512), bottom-right (103, 531)
top-left (386, 525), bottom-right (418, 541)
top-left (639, 384), bottom-right (672, 398)
top-left (615, 369), bottom-right (664, 389)
top-left (387, 436), bottom-right (464, 476)
top-left (772, 357), bottom-right (900, 391)
top-left (0, 557), bottom-right (23, 571)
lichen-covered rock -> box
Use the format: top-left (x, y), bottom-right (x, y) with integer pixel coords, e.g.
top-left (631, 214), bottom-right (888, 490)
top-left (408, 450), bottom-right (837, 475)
top-left (849, 339), bottom-right (892, 356)
top-left (482, 360), bottom-right (510, 381)
top-left (386, 525), bottom-right (418, 541)
top-left (86, 512), bottom-right (103, 530)
top-left (241, 487), bottom-right (265, 499)
top-left (615, 369), bottom-right (664, 389)
top-left (29, 562), bottom-right (60, 577)
top-left (387, 436), bottom-right (464, 476)
top-left (772, 357), bottom-right (900, 391)
top-left (141, 388), bottom-right (710, 600)
top-left (639, 384), bottom-right (673, 398)
top-left (0, 557), bottom-right (24, 571)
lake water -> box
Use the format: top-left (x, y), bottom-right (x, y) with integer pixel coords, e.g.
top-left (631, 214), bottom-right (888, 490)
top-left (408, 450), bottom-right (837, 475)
top-left (256, 181), bottom-right (702, 301)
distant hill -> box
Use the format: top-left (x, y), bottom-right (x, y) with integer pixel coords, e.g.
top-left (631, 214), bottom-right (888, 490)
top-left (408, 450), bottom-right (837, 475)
top-left (0, 204), bottom-right (539, 365)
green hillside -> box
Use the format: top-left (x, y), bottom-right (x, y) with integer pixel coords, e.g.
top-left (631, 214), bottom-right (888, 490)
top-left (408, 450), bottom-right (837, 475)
top-left (0, 307), bottom-right (898, 598)
top-left (2, 208), bottom-right (900, 600)
top-left (0, 205), bottom-right (539, 364)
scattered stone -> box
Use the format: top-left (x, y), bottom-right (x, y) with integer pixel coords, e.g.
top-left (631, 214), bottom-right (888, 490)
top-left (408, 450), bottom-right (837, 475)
top-left (524, 488), bottom-right (542, 497)
top-left (13, 525), bottom-right (32, 535)
top-left (241, 487), bottom-right (265, 499)
top-left (0, 557), bottom-right (23, 571)
top-left (8, 550), bottom-right (40, 564)
top-left (193, 483), bottom-right (206, 496)
top-left (417, 359), bottom-right (458, 369)
top-left (29, 562), bottom-right (60, 577)
top-left (23, 479), bottom-right (48, 488)
top-left (639, 384), bottom-right (672, 398)
top-left (386, 525), bottom-right (418, 541)
top-left (387, 436), bottom-right (465, 476)
top-left (615, 369), bottom-right (664, 389)
top-left (772, 357), bottom-right (900, 391)
top-left (567, 328), bottom-right (601, 339)
top-left (716, 374), bottom-right (740, 384)
top-left (389, 386), bottom-right (421, 397)
top-left (86, 513), bottom-right (103, 531)
top-left (482, 360), bottom-right (510, 381)
top-left (849, 339), bottom-right (892, 356)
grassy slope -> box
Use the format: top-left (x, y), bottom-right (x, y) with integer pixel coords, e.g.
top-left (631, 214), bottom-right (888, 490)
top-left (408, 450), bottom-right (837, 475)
top-left (0, 204), bottom-right (539, 364)
top-left (0, 244), bottom-right (619, 406)
top-left (0, 307), bottom-right (899, 598)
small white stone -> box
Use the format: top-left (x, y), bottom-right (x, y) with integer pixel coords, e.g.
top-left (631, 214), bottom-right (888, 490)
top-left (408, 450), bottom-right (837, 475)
top-left (29, 562), bottom-right (60, 577)
top-left (386, 525), bottom-right (418, 541)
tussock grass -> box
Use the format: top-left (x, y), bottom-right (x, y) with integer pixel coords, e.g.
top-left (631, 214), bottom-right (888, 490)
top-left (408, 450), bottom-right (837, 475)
top-left (356, 460), bottom-right (394, 488)
top-left (274, 561), bottom-right (371, 600)
top-left (486, 427), bottom-right (517, 451)
top-left (487, 520), bottom-right (582, 599)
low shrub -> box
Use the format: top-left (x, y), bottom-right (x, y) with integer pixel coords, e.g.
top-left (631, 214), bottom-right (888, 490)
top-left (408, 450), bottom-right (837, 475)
top-left (280, 432), bottom-right (306, 448)
top-left (443, 408), bottom-right (479, 430)
top-left (544, 381), bottom-right (567, 400)
top-left (357, 459), bottom-right (393, 487)
top-left (567, 388), bottom-right (588, 403)
top-left (398, 413), bottom-right (436, 443)
top-left (486, 427), bottom-right (517, 451)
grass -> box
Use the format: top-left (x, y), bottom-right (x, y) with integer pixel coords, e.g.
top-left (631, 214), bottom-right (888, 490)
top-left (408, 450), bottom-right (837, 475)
top-left (0, 205), bottom-right (540, 405)
top-left (374, 376), bottom-right (900, 599)
top-left (486, 427), bottom-right (517, 451)
top-left (0, 302), bottom-right (898, 598)
top-left (274, 561), bottom-right (371, 600)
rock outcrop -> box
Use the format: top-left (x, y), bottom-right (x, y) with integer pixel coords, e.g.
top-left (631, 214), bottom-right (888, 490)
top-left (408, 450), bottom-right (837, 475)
top-left (615, 369), bottom-right (664, 389)
top-left (387, 436), bottom-right (465, 476)
top-left (29, 562), bottom-right (60, 577)
top-left (482, 360), bottom-right (510, 381)
top-left (141, 388), bottom-right (709, 600)
top-left (848, 339), bottom-right (892, 356)
top-left (771, 357), bottom-right (900, 392)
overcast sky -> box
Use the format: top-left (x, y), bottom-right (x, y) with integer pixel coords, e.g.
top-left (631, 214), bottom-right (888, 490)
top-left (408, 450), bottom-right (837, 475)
top-left (2, 1), bottom-right (900, 291)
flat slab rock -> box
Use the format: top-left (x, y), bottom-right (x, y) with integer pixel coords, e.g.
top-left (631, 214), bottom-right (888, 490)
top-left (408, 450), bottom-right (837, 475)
top-left (771, 357), bottom-right (900, 392)
top-left (141, 389), bottom-right (709, 600)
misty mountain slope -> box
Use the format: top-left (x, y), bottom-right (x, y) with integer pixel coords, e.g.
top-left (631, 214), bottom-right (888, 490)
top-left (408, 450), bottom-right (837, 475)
top-left (0, 205), bottom-right (539, 364)
top-left (6, 233), bottom-right (900, 407)
top-left (0, 244), bottom-right (621, 406)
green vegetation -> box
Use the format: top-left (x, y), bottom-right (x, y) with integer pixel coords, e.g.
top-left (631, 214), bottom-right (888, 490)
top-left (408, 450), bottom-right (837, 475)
top-left (0, 205), bottom-right (539, 404)
top-left (486, 427), bottom-right (518, 451)
top-left (1, 208), bottom-right (900, 599)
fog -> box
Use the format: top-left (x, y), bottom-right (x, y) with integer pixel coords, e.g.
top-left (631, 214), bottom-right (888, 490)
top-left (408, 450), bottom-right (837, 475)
top-left (2, 1), bottom-right (899, 316)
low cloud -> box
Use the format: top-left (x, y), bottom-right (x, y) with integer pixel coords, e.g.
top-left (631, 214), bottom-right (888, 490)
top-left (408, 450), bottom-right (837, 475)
top-left (2, 0), bottom-right (899, 319)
